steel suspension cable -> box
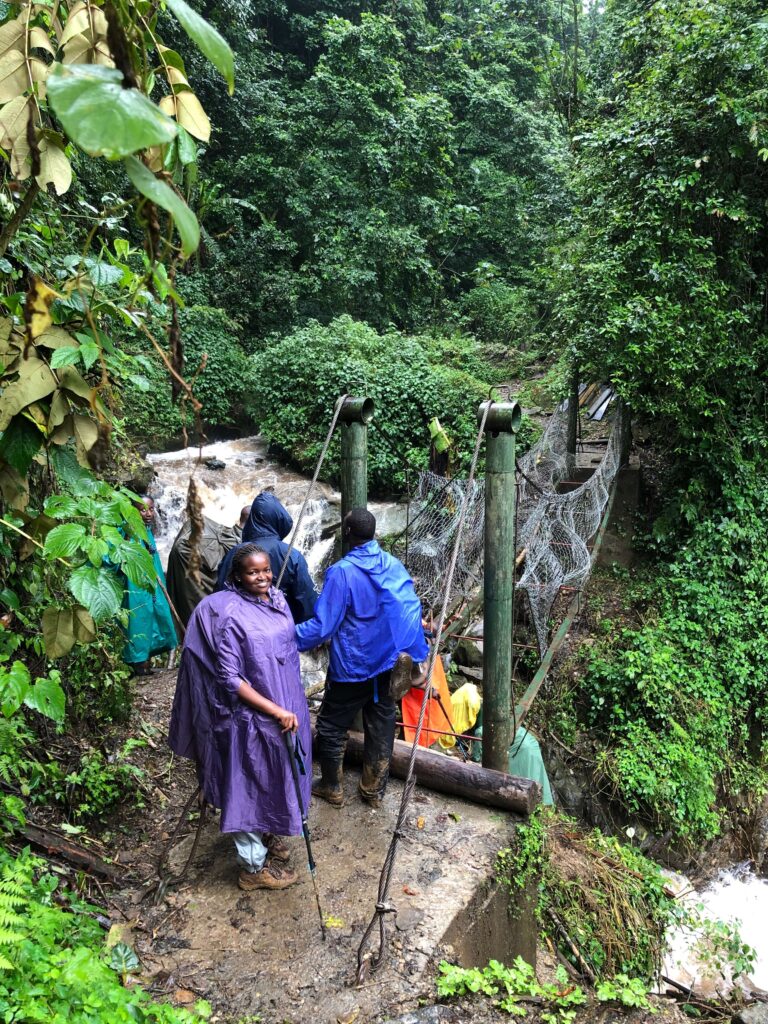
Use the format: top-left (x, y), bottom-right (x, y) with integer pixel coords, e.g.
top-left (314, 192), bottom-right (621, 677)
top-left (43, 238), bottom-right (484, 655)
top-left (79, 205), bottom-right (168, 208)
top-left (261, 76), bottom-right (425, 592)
top-left (354, 398), bottom-right (494, 984)
top-left (275, 393), bottom-right (348, 588)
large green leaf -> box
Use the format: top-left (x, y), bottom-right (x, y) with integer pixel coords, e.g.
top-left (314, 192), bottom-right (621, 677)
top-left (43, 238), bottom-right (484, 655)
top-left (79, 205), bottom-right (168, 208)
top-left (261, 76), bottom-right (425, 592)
top-left (44, 494), bottom-right (80, 519)
top-left (49, 446), bottom-right (98, 496)
top-left (24, 671), bottom-right (66, 724)
top-left (68, 565), bottom-right (123, 621)
top-left (42, 606), bottom-right (75, 658)
top-left (44, 522), bottom-right (87, 559)
top-left (124, 156), bottom-right (200, 257)
top-left (47, 64), bottom-right (178, 159)
top-left (0, 660), bottom-right (30, 718)
top-left (165, 0), bottom-right (234, 95)
top-left (0, 416), bottom-right (42, 475)
top-left (112, 540), bottom-right (156, 588)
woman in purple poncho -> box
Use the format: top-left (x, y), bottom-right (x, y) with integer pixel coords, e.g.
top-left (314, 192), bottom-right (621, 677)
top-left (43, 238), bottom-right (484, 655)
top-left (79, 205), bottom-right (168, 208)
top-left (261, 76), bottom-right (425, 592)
top-left (168, 544), bottom-right (312, 892)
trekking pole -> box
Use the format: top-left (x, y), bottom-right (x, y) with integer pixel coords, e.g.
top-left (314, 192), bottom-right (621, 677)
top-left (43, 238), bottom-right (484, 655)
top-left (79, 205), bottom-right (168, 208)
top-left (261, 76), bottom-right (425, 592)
top-left (283, 731), bottom-right (327, 941)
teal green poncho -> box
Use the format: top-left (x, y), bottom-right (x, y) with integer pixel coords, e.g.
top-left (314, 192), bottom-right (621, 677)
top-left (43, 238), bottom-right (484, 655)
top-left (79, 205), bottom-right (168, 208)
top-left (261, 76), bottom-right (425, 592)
top-left (123, 529), bottom-right (177, 665)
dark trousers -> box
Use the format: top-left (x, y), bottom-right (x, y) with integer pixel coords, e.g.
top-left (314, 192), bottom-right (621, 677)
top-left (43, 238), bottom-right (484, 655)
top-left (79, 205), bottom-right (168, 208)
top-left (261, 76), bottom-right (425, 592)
top-left (316, 670), bottom-right (395, 766)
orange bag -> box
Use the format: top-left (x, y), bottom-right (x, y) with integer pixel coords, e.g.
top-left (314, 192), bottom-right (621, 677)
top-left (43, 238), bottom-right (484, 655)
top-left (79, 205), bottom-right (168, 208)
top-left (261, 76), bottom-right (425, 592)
top-left (401, 656), bottom-right (456, 748)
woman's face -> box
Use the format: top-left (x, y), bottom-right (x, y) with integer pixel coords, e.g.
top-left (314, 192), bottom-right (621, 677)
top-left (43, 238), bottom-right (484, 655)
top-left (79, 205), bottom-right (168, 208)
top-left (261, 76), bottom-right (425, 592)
top-left (138, 498), bottom-right (155, 525)
top-left (237, 553), bottom-right (272, 597)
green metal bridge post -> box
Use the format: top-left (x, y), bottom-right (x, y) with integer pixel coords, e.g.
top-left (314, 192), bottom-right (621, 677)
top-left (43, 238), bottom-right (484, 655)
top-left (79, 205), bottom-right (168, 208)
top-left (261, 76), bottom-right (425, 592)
top-left (479, 399), bottom-right (522, 773)
top-left (339, 396), bottom-right (375, 554)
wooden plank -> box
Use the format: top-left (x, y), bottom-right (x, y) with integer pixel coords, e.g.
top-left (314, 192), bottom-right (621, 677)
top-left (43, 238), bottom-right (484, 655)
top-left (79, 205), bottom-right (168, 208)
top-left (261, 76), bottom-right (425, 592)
top-left (340, 729), bottom-right (541, 816)
top-left (23, 823), bottom-right (123, 880)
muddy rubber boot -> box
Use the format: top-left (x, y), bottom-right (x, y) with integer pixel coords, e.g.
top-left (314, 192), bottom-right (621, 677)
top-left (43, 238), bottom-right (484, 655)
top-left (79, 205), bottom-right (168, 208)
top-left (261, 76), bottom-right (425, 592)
top-left (312, 759), bottom-right (344, 807)
top-left (358, 758), bottom-right (390, 808)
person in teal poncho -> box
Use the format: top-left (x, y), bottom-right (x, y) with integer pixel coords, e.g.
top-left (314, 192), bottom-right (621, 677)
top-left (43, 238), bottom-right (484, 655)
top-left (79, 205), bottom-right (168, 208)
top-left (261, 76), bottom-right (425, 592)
top-left (123, 496), bottom-right (177, 676)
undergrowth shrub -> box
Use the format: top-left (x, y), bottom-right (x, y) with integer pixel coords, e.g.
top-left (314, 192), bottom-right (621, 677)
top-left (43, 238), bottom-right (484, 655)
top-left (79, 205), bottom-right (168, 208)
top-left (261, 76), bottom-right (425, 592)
top-left (246, 315), bottom-right (537, 493)
top-left (582, 463), bottom-right (768, 843)
top-left (498, 812), bottom-right (677, 983)
top-left (122, 305), bottom-right (250, 446)
top-left (0, 847), bottom-right (209, 1023)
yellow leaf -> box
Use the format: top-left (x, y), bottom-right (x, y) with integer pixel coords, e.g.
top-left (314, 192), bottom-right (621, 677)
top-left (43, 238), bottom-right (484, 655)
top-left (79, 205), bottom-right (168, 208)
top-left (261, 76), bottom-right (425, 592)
top-left (26, 278), bottom-right (58, 341)
top-left (62, 29), bottom-right (112, 66)
top-left (0, 18), bottom-right (24, 57)
top-left (0, 355), bottom-right (57, 432)
top-left (0, 49), bottom-right (28, 104)
top-left (0, 94), bottom-right (31, 150)
top-left (36, 136), bottom-right (72, 195)
top-left (167, 66), bottom-right (188, 87)
top-left (48, 389), bottom-right (70, 431)
top-left (59, 3), bottom-right (95, 46)
top-left (42, 606), bottom-right (75, 658)
top-left (51, 413), bottom-right (74, 445)
top-left (10, 129), bottom-right (31, 179)
top-left (73, 414), bottom-right (98, 456)
top-left (175, 90), bottom-right (210, 142)
top-left (58, 365), bottom-right (93, 401)
top-left (29, 56), bottom-right (48, 83)
top-left (36, 326), bottom-right (78, 350)
top-left (29, 26), bottom-right (56, 56)
top-left (73, 606), bottom-right (96, 643)
top-left (145, 145), bottom-right (164, 172)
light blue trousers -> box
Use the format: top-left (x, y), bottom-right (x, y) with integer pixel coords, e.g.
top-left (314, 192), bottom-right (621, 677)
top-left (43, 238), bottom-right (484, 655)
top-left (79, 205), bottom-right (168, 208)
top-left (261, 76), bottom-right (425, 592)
top-left (233, 830), bottom-right (268, 872)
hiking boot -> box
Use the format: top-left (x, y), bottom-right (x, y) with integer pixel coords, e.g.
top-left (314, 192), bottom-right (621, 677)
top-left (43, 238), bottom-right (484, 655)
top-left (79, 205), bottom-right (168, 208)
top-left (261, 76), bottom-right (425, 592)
top-left (312, 759), bottom-right (344, 807)
top-left (358, 758), bottom-right (390, 808)
top-left (389, 652), bottom-right (414, 701)
top-left (264, 833), bottom-right (290, 863)
top-left (238, 862), bottom-right (298, 891)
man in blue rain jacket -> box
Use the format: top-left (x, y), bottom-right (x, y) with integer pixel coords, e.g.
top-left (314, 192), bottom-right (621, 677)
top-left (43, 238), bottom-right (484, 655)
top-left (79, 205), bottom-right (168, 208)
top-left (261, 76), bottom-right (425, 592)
top-left (296, 507), bottom-right (428, 807)
top-left (216, 491), bottom-right (317, 624)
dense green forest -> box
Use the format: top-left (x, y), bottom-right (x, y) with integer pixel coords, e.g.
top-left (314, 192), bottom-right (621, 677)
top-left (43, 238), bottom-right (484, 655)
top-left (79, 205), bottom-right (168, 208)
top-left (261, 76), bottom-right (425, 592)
top-left (1, 0), bottom-right (768, 1015)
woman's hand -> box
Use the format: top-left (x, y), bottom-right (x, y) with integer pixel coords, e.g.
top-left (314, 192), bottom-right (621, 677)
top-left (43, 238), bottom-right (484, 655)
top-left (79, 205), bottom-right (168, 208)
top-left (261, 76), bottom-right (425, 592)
top-left (273, 706), bottom-right (298, 733)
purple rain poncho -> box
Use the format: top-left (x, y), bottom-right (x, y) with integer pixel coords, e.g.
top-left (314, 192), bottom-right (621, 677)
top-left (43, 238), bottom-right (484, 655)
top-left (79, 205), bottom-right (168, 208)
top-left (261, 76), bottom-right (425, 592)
top-left (168, 584), bottom-right (311, 835)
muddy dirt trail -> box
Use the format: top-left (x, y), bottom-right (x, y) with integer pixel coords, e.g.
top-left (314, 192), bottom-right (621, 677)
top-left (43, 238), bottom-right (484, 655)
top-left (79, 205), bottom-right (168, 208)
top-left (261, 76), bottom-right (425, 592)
top-left (107, 669), bottom-right (521, 1023)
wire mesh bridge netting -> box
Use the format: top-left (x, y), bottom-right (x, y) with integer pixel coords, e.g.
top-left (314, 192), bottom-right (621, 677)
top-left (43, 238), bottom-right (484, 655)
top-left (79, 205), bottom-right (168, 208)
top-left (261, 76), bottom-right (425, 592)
top-left (389, 402), bottom-right (626, 656)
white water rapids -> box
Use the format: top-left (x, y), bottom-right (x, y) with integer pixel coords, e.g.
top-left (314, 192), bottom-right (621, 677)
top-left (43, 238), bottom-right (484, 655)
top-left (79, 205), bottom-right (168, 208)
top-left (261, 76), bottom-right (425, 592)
top-left (662, 862), bottom-right (768, 997)
top-left (146, 435), bottom-right (406, 578)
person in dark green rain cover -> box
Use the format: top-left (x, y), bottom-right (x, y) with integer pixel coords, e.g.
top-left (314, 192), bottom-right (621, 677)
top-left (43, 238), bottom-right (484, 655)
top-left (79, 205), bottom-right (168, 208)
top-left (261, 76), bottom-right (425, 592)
top-left (123, 496), bottom-right (176, 676)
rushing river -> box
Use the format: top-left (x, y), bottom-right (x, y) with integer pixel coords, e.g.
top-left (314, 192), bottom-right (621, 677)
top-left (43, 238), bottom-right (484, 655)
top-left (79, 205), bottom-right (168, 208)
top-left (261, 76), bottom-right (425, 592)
top-left (146, 435), bottom-right (406, 577)
top-left (663, 862), bottom-right (768, 997)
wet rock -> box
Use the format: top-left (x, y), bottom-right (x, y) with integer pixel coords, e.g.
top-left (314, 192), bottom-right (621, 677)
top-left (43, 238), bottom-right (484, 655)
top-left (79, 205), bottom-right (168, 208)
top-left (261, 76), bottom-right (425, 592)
top-left (204, 458), bottom-right (226, 471)
top-left (735, 1003), bottom-right (768, 1024)
top-left (453, 638), bottom-right (483, 669)
top-left (395, 908), bottom-right (425, 932)
top-left (455, 664), bottom-right (483, 683)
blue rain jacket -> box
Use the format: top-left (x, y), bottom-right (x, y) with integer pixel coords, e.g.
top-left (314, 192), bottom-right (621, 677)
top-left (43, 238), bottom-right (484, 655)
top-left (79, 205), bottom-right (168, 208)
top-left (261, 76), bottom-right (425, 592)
top-left (295, 540), bottom-right (428, 682)
top-left (215, 492), bottom-right (317, 624)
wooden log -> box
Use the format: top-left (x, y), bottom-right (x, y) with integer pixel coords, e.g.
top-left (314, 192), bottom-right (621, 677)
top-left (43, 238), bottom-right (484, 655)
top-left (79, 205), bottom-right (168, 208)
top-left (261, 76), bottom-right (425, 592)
top-left (332, 728), bottom-right (541, 815)
top-left (23, 823), bottom-right (123, 881)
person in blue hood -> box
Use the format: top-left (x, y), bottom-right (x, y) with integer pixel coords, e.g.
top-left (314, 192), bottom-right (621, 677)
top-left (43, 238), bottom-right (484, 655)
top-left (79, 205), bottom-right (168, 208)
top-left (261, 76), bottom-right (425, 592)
top-left (296, 507), bottom-right (428, 808)
top-left (216, 492), bottom-right (317, 624)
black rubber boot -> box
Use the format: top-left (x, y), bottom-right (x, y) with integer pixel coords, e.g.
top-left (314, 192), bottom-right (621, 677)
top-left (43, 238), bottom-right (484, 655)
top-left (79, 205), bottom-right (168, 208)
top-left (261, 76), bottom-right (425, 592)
top-left (312, 759), bottom-right (344, 807)
top-left (358, 758), bottom-right (390, 808)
